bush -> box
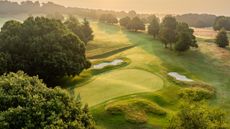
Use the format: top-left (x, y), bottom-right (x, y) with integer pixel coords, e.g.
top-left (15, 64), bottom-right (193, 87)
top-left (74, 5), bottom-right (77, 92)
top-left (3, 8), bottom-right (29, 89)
top-left (178, 87), bottom-right (215, 101)
top-left (0, 71), bottom-right (95, 129)
top-left (167, 102), bottom-right (228, 129)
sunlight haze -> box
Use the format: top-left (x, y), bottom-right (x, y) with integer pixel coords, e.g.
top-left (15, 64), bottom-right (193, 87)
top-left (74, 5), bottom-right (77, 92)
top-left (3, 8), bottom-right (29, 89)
top-left (12, 0), bottom-right (230, 15)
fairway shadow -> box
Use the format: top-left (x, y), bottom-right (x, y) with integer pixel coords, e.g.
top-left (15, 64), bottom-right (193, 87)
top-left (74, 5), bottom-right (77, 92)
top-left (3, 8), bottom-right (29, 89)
top-left (88, 45), bottom-right (135, 59)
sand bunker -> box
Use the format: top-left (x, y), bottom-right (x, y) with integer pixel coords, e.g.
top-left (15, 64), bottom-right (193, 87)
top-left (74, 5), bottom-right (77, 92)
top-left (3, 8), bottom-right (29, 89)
top-left (93, 59), bottom-right (124, 69)
top-left (168, 72), bottom-right (193, 82)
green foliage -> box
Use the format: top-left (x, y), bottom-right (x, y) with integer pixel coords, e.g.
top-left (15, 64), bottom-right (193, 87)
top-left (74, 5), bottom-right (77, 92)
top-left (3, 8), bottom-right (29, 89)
top-left (213, 16), bottom-right (230, 31)
top-left (215, 29), bottom-right (229, 48)
top-left (81, 18), bottom-right (94, 43)
top-left (0, 53), bottom-right (9, 75)
top-left (159, 17), bottom-right (197, 51)
top-left (65, 16), bottom-right (94, 44)
top-left (166, 102), bottom-right (228, 129)
top-left (119, 16), bottom-right (145, 32)
top-left (176, 14), bottom-right (216, 28)
top-left (147, 15), bottom-right (160, 38)
top-left (175, 23), bottom-right (198, 52)
top-left (175, 32), bottom-right (192, 51)
top-left (0, 71), bottom-right (95, 129)
top-left (0, 17), bottom-right (91, 86)
top-left (178, 87), bottom-right (215, 101)
top-left (99, 14), bottom-right (118, 24)
top-left (119, 16), bottom-right (131, 28)
top-left (127, 17), bottom-right (145, 32)
top-left (160, 15), bottom-right (177, 49)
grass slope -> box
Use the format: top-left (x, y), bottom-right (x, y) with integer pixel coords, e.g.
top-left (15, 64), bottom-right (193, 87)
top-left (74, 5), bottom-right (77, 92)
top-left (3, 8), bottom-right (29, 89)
top-left (75, 69), bottom-right (164, 106)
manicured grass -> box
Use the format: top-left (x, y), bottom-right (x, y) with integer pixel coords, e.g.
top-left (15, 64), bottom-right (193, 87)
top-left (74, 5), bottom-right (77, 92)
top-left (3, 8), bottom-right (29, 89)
top-left (71, 22), bottom-right (230, 128)
top-left (75, 69), bottom-right (164, 106)
top-left (86, 22), bottom-right (132, 58)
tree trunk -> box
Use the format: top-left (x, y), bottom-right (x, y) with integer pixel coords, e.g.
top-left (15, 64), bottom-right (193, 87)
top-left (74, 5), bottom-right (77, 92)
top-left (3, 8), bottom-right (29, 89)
top-left (169, 43), bottom-right (173, 50)
top-left (164, 43), bottom-right (168, 48)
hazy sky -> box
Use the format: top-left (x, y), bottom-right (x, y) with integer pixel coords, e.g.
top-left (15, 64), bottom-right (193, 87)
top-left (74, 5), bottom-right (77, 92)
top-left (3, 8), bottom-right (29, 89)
top-left (12, 0), bottom-right (230, 15)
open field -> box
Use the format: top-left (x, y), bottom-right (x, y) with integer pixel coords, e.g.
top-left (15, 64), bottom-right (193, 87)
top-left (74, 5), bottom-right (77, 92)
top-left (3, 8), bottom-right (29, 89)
top-left (193, 27), bottom-right (217, 39)
top-left (69, 22), bottom-right (230, 128)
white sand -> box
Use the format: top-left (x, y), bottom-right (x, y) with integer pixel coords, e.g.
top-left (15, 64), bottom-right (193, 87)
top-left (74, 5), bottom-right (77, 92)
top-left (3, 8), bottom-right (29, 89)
top-left (92, 59), bottom-right (124, 69)
top-left (168, 72), bottom-right (193, 82)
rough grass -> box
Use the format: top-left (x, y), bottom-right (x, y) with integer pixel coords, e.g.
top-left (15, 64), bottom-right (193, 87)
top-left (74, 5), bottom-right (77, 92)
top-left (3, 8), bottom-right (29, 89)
top-left (105, 98), bottom-right (167, 116)
top-left (178, 87), bottom-right (215, 101)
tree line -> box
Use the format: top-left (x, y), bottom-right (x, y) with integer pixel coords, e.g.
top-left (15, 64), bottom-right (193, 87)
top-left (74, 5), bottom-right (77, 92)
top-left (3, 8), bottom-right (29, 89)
top-left (99, 14), bottom-right (198, 52)
top-left (176, 14), bottom-right (217, 28)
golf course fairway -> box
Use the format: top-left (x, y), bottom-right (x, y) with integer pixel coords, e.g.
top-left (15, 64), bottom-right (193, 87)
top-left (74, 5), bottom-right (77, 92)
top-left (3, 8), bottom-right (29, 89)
top-left (75, 69), bottom-right (164, 106)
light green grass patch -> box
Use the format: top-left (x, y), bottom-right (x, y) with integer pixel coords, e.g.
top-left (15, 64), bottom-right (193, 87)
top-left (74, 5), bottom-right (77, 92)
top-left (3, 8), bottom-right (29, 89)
top-left (75, 69), bottom-right (164, 106)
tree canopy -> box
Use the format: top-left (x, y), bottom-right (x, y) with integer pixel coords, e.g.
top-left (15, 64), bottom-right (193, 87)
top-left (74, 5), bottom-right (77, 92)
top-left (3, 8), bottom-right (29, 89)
top-left (119, 16), bottom-right (131, 28)
top-left (215, 29), bottom-right (229, 48)
top-left (167, 102), bottom-right (228, 129)
top-left (147, 15), bottom-right (160, 38)
top-left (0, 17), bottom-right (91, 86)
top-left (119, 16), bottom-right (145, 32)
top-left (65, 16), bottom-right (94, 44)
top-left (99, 14), bottom-right (118, 24)
top-left (176, 14), bottom-right (216, 28)
top-left (175, 22), bottom-right (198, 52)
top-left (0, 71), bottom-right (95, 129)
top-left (159, 15), bottom-right (177, 49)
top-left (159, 16), bottom-right (197, 51)
top-left (213, 16), bottom-right (230, 31)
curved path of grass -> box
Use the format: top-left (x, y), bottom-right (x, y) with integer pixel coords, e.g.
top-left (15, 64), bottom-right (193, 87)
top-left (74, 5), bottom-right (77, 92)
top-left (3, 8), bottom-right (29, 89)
top-left (75, 69), bottom-right (164, 106)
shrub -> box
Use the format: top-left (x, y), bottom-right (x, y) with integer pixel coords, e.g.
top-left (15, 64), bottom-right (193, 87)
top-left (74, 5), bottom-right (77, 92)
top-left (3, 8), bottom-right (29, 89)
top-left (0, 71), bottom-right (95, 129)
top-left (178, 87), bottom-right (215, 101)
top-left (167, 102), bottom-right (228, 129)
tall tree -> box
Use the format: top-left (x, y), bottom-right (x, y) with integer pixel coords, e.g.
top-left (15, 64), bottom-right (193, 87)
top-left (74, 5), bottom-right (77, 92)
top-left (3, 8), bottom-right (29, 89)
top-left (215, 29), bottom-right (229, 48)
top-left (213, 16), bottom-right (230, 31)
top-left (147, 15), bottom-right (160, 38)
top-left (64, 16), bottom-right (86, 43)
top-left (119, 16), bottom-right (131, 28)
top-left (160, 15), bottom-right (177, 49)
top-left (128, 16), bottom-right (145, 32)
top-left (0, 17), bottom-right (91, 86)
top-left (175, 22), bottom-right (198, 52)
top-left (0, 71), bottom-right (95, 129)
top-left (81, 18), bottom-right (94, 44)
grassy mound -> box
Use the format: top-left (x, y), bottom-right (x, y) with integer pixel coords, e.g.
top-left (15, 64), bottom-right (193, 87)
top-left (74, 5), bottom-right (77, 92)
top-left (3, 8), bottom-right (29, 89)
top-left (178, 87), bottom-right (215, 101)
top-left (105, 98), bottom-right (167, 124)
top-left (75, 69), bottom-right (164, 106)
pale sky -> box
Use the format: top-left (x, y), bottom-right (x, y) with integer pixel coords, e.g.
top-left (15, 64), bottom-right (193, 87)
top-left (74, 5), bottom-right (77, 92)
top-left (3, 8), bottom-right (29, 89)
top-left (12, 0), bottom-right (230, 16)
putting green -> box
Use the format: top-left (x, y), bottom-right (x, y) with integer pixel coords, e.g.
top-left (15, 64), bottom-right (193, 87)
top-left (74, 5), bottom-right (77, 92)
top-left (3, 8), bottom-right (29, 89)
top-left (75, 69), bottom-right (164, 106)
